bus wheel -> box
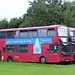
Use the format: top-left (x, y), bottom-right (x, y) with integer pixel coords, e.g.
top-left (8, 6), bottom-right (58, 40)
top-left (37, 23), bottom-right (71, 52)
top-left (7, 56), bottom-right (13, 62)
top-left (39, 57), bottom-right (46, 64)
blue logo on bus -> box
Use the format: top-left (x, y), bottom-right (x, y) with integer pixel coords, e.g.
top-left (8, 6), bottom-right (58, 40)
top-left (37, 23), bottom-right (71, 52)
top-left (6, 38), bottom-right (52, 54)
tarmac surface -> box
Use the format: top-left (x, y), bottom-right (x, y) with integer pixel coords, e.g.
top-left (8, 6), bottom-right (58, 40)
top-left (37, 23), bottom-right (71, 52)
top-left (67, 63), bottom-right (75, 66)
top-left (60, 62), bottom-right (75, 66)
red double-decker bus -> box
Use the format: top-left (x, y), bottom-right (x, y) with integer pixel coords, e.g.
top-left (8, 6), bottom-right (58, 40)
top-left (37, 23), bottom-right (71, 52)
top-left (69, 27), bottom-right (75, 61)
top-left (0, 25), bottom-right (73, 63)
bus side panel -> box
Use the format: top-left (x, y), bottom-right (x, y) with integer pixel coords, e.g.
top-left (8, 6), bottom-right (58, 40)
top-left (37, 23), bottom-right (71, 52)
top-left (0, 48), bottom-right (2, 61)
top-left (41, 44), bottom-right (60, 63)
top-left (41, 44), bottom-right (50, 54)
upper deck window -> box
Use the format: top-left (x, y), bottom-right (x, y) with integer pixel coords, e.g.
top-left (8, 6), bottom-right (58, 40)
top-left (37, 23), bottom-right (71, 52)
top-left (7, 31), bottom-right (14, 39)
top-left (48, 28), bottom-right (56, 37)
top-left (38, 29), bottom-right (47, 37)
top-left (29, 30), bottom-right (37, 37)
top-left (15, 31), bottom-right (19, 38)
top-left (20, 30), bottom-right (28, 38)
top-left (0, 31), bottom-right (6, 39)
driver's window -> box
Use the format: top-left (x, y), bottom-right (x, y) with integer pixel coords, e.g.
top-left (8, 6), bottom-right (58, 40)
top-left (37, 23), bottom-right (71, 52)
top-left (50, 44), bottom-right (59, 53)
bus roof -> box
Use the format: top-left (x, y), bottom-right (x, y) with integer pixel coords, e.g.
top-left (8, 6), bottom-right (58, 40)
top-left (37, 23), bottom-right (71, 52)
top-left (0, 25), bottom-right (66, 31)
top-left (69, 27), bottom-right (75, 31)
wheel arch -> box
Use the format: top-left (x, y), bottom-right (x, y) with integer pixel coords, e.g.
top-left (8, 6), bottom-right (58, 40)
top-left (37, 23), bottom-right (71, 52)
top-left (7, 56), bottom-right (13, 61)
top-left (39, 56), bottom-right (46, 63)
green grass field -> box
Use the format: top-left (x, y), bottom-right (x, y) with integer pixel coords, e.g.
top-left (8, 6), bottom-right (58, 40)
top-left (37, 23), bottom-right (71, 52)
top-left (0, 61), bottom-right (75, 75)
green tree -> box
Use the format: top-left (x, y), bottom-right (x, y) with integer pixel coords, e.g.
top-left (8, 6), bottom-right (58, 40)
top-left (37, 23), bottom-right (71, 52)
top-left (8, 17), bottom-right (23, 28)
top-left (61, 2), bottom-right (75, 27)
top-left (20, 1), bottom-right (48, 27)
top-left (0, 19), bottom-right (8, 29)
top-left (21, 1), bottom-right (62, 27)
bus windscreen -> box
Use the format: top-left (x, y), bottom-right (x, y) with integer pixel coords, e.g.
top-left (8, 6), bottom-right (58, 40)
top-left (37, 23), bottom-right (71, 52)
top-left (58, 26), bottom-right (72, 56)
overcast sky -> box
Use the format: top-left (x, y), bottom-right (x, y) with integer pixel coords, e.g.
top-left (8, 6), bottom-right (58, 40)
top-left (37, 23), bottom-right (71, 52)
top-left (0, 0), bottom-right (33, 21)
top-left (0, 0), bottom-right (74, 21)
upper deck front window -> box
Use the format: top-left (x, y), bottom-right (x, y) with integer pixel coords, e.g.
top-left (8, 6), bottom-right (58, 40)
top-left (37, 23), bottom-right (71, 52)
top-left (58, 26), bottom-right (72, 56)
top-left (58, 26), bottom-right (69, 37)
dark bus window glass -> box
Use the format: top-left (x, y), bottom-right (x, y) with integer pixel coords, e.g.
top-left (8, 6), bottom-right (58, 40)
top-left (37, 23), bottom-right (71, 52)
top-left (20, 45), bottom-right (28, 53)
top-left (74, 32), bottom-right (75, 36)
top-left (15, 31), bottom-right (19, 38)
top-left (20, 30), bottom-right (28, 38)
top-left (72, 44), bottom-right (75, 51)
top-left (60, 42), bottom-right (72, 55)
top-left (50, 44), bottom-right (59, 53)
top-left (7, 45), bottom-right (14, 53)
top-left (48, 29), bottom-right (56, 37)
top-left (15, 45), bottom-right (19, 53)
top-left (0, 31), bottom-right (6, 39)
top-left (3, 46), bottom-right (6, 53)
top-left (29, 30), bottom-right (37, 37)
top-left (38, 29), bottom-right (47, 37)
top-left (7, 31), bottom-right (14, 38)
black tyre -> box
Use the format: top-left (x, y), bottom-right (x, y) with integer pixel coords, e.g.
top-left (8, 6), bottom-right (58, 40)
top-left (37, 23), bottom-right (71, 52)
top-left (40, 57), bottom-right (46, 64)
top-left (7, 56), bottom-right (13, 62)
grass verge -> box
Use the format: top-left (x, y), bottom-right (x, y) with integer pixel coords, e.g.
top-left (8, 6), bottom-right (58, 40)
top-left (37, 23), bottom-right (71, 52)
top-left (0, 61), bottom-right (75, 75)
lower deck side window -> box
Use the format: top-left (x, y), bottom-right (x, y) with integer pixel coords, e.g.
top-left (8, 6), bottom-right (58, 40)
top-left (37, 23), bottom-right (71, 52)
top-left (15, 45), bottom-right (19, 53)
top-left (20, 45), bottom-right (28, 53)
top-left (7, 45), bottom-right (14, 53)
top-left (4, 45), bottom-right (28, 53)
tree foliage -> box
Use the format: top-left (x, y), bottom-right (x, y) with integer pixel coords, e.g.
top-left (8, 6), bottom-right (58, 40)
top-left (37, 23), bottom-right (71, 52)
top-left (0, 19), bottom-right (8, 29)
top-left (0, 0), bottom-right (75, 29)
top-left (8, 17), bottom-right (23, 28)
top-left (21, 0), bottom-right (75, 28)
